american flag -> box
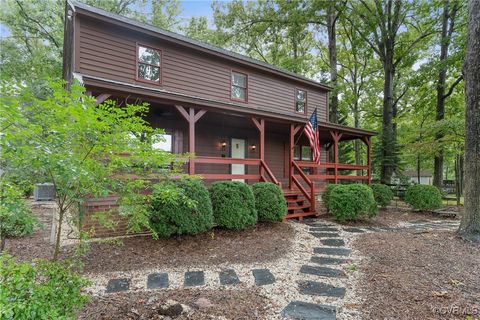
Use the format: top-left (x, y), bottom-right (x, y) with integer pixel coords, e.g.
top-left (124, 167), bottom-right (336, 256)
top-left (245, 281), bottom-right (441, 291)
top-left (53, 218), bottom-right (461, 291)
top-left (303, 108), bottom-right (320, 164)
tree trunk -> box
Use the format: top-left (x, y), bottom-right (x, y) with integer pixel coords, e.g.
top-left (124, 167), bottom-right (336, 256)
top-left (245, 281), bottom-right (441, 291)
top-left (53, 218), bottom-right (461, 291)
top-left (380, 52), bottom-right (395, 184)
top-left (53, 208), bottom-right (65, 260)
top-left (417, 154), bottom-right (421, 184)
top-left (434, 1), bottom-right (455, 189)
top-left (327, 4), bottom-right (338, 123)
top-left (458, 0), bottom-right (480, 242)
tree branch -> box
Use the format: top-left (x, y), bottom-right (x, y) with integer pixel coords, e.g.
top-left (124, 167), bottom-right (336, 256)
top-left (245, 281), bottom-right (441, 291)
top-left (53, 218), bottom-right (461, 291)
top-left (443, 75), bottom-right (463, 99)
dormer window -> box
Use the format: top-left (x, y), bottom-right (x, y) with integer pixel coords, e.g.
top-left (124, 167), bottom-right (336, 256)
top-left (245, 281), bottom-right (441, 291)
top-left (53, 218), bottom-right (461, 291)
top-left (137, 44), bottom-right (161, 83)
top-left (295, 89), bottom-right (306, 113)
top-left (231, 71), bottom-right (247, 102)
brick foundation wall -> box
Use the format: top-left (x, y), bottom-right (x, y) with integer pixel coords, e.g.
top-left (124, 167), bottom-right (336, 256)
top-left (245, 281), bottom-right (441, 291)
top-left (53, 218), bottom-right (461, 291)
top-left (81, 196), bottom-right (136, 238)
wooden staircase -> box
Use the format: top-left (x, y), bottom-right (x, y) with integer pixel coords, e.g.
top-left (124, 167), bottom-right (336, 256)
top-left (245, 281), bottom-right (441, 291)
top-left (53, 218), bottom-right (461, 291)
top-left (283, 188), bottom-right (317, 220)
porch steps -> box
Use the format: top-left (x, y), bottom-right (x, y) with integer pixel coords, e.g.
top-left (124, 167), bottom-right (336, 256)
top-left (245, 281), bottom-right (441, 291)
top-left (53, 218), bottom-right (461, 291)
top-left (283, 188), bottom-right (317, 221)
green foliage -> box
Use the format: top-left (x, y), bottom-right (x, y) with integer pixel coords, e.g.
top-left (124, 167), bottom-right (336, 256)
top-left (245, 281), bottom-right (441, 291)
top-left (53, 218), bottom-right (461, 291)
top-left (209, 181), bottom-right (257, 230)
top-left (149, 176), bottom-right (213, 237)
top-left (328, 184), bottom-right (378, 221)
top-left (323, 184), bottom-right (340, 209)
top-left (0, 181), bottom-right (37, 248)
top-left (252, 182), bottom-right (287, 221)
top-left (0, 254), bottom-right (90, 320)
top-left (370, 183), bottom-right (394, 208)
top-left (0, 80), bottom-right (179, 259)
top-left (404, 184), bottom-right (442, 210)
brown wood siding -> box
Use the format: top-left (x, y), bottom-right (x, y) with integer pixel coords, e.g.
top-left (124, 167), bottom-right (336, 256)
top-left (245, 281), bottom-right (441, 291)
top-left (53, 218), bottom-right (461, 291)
top-left (76, 17), bottom-right (328, 121)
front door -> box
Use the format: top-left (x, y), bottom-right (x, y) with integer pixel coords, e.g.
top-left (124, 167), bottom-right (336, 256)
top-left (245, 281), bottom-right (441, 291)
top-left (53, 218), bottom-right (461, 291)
top-left (231, 138), bottom-right (246, 182)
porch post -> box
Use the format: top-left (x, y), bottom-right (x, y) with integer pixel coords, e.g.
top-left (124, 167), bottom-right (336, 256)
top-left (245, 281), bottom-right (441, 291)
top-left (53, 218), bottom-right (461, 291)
top-left (174, 105), bottom-right (207, 175)
top-left (364, 137), bottom-right (372, 184)
top-left (252, 118), bottom-right (265, 177)
top-left (330, 131), bottom-right (341, 184)
top-left (289, 124), bottom-right (302, 189)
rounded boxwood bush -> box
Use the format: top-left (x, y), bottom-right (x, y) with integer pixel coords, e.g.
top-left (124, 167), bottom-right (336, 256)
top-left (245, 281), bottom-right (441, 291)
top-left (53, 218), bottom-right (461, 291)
top-left (150, 176), bottom-right (214, 237)
top-left (209, 181), bottom-right (257, 230)
top-left (328, 184), bottom-right (378, 221)
top-left (252, 182), bottom-right (287, 221)
top-left (371, 183), bottom-right (394, 208)
top-left (323, 184), bottom-right (340, 209)
top-left (404, 184), bottom-right (442, 210)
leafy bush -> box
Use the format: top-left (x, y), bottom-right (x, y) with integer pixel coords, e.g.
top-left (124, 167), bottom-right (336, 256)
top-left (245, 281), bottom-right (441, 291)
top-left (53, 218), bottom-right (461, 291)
top-left (371, 183), bottom-right (394, 208)
top-left (252, 182), bottom-right (287, 221)
top-left (404, 184), bottom-right (442, 210)
top-left (209, 181), bottom-right (257, 230)
top-left (0, 254), bottom-right (90, 320)
top-left (150, 176), bottom-right (214, 237)
top-left (0, 182), bottom-right (37, 250)
top-left (328, 184), bottom-right (378, 221)
top-left (323, 184), bottom-right (340, 209)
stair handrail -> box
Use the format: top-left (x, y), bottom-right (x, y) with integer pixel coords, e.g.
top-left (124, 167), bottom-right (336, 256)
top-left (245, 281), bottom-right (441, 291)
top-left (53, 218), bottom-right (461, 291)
top-left (292, 160), bottom-right (316, 213)
top-left (260, 159), bottom-right (281, 187)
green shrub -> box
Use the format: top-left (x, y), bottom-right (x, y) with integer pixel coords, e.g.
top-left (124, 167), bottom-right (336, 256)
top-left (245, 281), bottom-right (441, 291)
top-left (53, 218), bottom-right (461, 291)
top-left (323, 184), bottom-right (340, 209)
top-left (328, 184), bottom-right (378, 221)
top-left (0, 182), bottom-right (37, 250)
top-left (209, 181), bottom-right (257, 230)
top-left (371, 183), bottom-right (394, 208)
top-left (150, 176), bottom-right (214, 237)
top-left (252, 182), bottom-right (287, 221)
top-left (404, 184), bottom-right (442, 210)
top-left (0, 254), bottom-right (90, 320)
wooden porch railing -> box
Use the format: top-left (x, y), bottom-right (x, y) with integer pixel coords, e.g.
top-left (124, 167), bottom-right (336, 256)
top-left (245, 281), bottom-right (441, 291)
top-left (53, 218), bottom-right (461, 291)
top-left (291, 161), bottom-right (316, 213)
top-left (193, 156), bottom-right (281, 186)
top-left (295, 161), bottom-right (370, 181)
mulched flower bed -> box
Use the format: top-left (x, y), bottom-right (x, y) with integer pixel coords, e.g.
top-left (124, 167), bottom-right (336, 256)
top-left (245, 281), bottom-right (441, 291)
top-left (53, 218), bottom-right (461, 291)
top-left (352, 231), bottom-right (480, 320)
top-left (78, 287), bottom-right (270, 319)
top-left (75, 222), bottom-right (294, 274)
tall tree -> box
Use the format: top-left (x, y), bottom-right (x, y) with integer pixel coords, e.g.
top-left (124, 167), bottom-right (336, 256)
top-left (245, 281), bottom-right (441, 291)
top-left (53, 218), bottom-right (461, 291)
top-left (458, 0), bottom-right (480, 242)
top-left (348, 0), bottom-right (435, 183)
top-left (433, 0), bottom-right (462, 188)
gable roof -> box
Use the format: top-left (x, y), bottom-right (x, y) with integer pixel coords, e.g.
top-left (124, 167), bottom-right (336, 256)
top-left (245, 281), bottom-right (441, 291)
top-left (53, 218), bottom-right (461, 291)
top-left (69, 0), bottom-right (332, 91)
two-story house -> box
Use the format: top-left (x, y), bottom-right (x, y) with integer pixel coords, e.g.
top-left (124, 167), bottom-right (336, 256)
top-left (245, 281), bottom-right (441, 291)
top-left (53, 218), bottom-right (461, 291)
top-left (63, 1), bottom-right (375, 222)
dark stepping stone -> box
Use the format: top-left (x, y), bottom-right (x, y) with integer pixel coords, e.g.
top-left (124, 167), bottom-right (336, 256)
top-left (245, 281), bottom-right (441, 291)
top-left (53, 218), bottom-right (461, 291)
top-left (298, 280), bottom-right (346, 298)
top-left (252, 269), bottom-right (275, 286)
top-left (311, 256), bottom-right (349, 265)
top-left (106, 278), bottom-right (130, 293)
top-left (314, 247), bottom-right (351, 256)
top-left (147, 272), bottom-right (169, 289)
top-left (411, 219), bottom-right (431, 224)
top-left (219, 269), bottom-right (240, 285)
top-left (281, 301), bottom-right (336, 320)
top-left (311, 232), bottom-right (340, 238)
top-left (300, 265), bottom-right (346, 278)
top-left (320, 239), bottom-right (345, 247)
top-left (343, 227), bottom-right (365, 233)
top-left (310, 226), bottom-right (338, 232)
top-left (184, 271), bottom-right (205, 287)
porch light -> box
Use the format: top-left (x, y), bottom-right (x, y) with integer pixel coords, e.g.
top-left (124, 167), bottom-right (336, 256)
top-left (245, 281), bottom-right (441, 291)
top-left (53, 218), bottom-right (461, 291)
top-left (250, 144), bottom-right (256, 152)
top-left (221, 140), bottom-right (227, 150)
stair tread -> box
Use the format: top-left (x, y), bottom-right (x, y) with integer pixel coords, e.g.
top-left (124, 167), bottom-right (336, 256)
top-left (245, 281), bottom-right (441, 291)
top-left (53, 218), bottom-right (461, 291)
top-left (288, 204), bottom-right (310, 210)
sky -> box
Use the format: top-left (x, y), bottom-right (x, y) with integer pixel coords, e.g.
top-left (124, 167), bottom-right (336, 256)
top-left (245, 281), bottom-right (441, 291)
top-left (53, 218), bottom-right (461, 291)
top-left (0, 0), bottom-right (222, 38)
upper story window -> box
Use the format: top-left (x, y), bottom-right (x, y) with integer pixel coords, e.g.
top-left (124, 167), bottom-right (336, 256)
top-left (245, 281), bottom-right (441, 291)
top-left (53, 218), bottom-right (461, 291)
top-left (295, 89), bottom-right (307, 113)
top-left (137, 44), bottom-right (161, 83)
top-left (231, 71), bottom-right (248, 102)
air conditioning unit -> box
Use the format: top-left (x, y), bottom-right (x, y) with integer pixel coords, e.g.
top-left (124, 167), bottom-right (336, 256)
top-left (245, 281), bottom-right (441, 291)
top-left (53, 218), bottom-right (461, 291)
top-left (34, 183), bottom-right (55, 201)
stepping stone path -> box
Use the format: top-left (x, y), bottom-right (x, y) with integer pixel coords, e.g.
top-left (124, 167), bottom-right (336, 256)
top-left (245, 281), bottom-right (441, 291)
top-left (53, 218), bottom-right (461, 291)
top-left (298, 280), bottom-right (346, 298)
top-left (281, 222), bottom-right (352, 319)
top-left (300, 265), bottom-right (346, 278)
top-left (320, 238), bottom-right (345, 247)
top-left (184, 271), bottom-right (205, 287)
top-left (147, 272), bottom-right (169, 289)
top-left (106, 278), bottom-right (130, 293)
top-left (252, 268), bottom-right (276, 286)
top-left (104, 268), bottom-right (275, 293)
top-left (311, 256), bottom-right (349, 265)
top-left (282, 301), bottom-right (336, 320)
top-left (219, 269), bottom-right (240, 286)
